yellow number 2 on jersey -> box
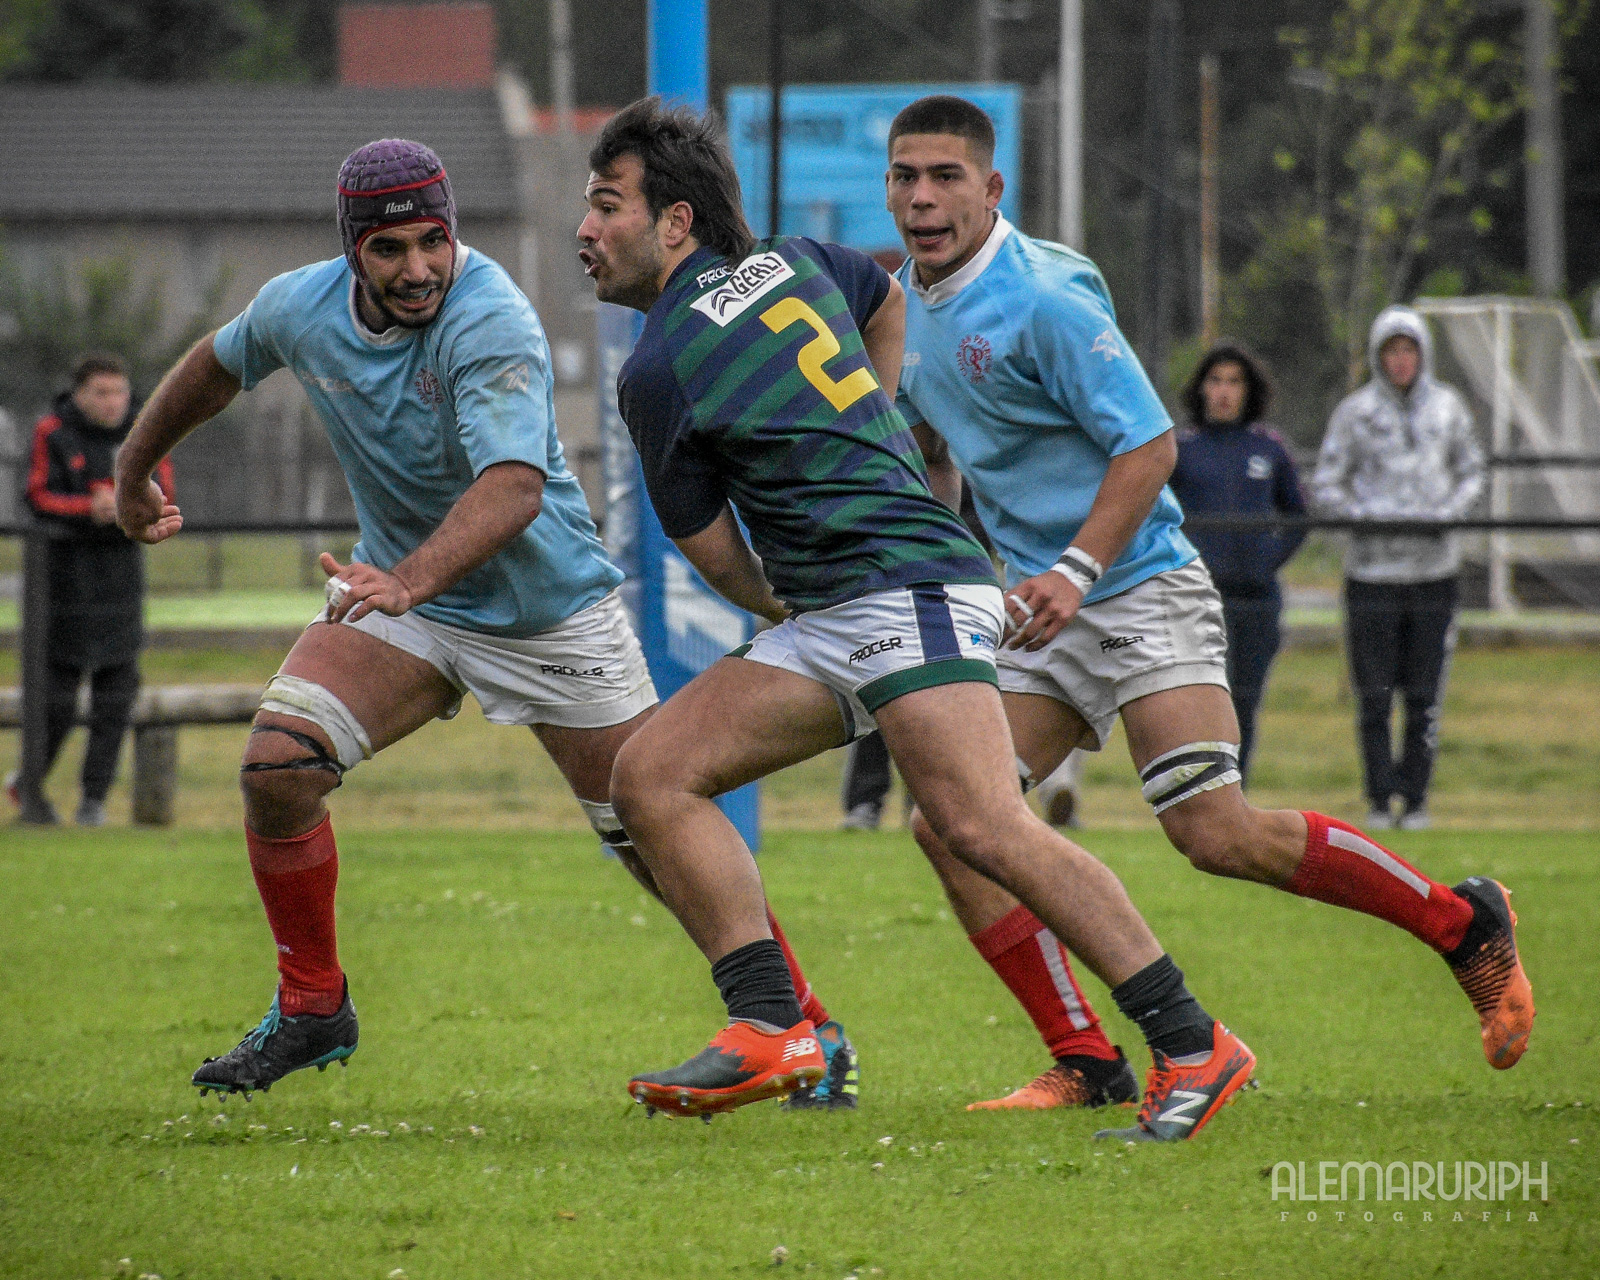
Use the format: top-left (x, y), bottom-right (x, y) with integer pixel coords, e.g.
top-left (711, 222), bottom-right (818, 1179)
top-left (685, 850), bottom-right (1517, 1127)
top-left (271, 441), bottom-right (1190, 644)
top-left (759, 297), bottom-right (879, 413)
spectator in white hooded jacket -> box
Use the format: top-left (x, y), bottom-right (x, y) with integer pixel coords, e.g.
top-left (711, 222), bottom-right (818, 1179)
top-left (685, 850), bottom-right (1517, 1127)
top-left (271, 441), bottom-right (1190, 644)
top-left (1313, 305), bottom-right (1485, 830)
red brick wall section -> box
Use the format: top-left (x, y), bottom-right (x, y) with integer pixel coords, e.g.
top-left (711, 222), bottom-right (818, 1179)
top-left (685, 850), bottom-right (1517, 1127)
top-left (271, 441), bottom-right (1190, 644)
top-left (339, 3), bottom-right (498, 89)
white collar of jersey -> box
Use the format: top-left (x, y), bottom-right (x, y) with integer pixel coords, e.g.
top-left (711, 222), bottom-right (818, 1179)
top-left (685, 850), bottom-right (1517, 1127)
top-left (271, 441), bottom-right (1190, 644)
top-left (348, 242), bottom-right (471, 347)
top-left (908, 213), bottom-right (1013, 307)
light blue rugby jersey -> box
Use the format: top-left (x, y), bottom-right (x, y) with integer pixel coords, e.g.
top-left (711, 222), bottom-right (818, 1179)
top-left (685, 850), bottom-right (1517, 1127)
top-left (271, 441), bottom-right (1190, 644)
top-left (894, 215), bottom-right (1195, 603)
top-left (213, 247), bottom-right (622, 637)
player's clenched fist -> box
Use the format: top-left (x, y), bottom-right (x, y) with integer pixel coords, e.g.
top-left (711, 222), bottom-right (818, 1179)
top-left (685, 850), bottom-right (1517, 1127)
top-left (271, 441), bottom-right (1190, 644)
top-left (320, 552), bottom-right (414, 624)
top-left (1003, 569), bottom-right (1083, 651)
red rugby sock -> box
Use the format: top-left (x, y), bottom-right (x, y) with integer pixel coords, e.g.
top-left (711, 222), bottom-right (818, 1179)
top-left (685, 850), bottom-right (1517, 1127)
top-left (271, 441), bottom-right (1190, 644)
top-left (1285, 812), bottom-right (1473, 953)
top-left (970, 905), bottom-right (1117, 1061)
top-left (247, 814), bottom-right (345, 1017)
top-left (766, 906), bottom-right (829, 1028)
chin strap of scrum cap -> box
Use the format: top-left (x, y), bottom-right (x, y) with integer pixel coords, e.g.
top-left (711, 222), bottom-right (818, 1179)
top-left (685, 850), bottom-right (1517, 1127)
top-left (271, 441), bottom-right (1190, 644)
top-left (240, 726), bottom-right (348, 787)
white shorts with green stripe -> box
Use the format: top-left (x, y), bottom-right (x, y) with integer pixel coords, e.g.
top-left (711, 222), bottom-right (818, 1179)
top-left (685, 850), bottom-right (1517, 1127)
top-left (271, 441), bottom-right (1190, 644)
top-left (736, 583), bottom-right (1004, 740)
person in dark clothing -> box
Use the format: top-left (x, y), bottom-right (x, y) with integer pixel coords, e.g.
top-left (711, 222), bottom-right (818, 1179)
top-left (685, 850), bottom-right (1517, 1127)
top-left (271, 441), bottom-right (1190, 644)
top-left (9, 354), bottom-right (173, 826)
top-left (1168, 345), bottom-right (1306, 783)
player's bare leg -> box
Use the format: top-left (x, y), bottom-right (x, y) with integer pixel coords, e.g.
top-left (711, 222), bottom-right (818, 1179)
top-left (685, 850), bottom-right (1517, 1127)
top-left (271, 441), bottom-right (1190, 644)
top-left (242, 621), bottom-right (460, 836)
top-left (541, 704), bottom-right (849, 1102)
top-left (195, 622), bottom-right (460, 1098)
top-left (884, 683), bottom-right (1156, 985)
top-left (611, 657), bottom-right (845, 958)
top-left (880, 680), bottom-right (1252, 1140)
top-left (610, 657), bottom-right (853, 1115)
top-left (908, 689), bottom-right (1135, 1109)
top-left (1122, 682), bottom-right (1534, 1068)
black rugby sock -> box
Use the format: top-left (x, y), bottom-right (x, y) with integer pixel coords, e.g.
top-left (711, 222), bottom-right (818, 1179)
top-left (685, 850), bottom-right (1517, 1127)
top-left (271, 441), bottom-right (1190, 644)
top-left (1111, 954), bottom-right (1215, 1062)
top-left (711, 938), bottom-right (805, 1031)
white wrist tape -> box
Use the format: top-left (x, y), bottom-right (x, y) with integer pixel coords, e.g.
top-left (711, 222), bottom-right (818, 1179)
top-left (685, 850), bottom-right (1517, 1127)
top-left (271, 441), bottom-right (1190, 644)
top-left (1049, 561), bottom-right (1096, 593)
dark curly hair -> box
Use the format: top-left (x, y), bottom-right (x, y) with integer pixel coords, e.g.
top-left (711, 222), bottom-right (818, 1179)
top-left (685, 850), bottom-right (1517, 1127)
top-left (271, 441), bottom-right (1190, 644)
top-left (1180, 343), bottom-right (1274, 426)
top-left (589, 96), bottom-right (756, 262)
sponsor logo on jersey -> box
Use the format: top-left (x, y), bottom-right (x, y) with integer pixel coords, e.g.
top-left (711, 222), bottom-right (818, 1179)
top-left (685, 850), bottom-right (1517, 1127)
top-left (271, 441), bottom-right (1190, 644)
top-left (1100, 634), bottom-right (1143, 652)
top-left (1091, 328), bottom-right (1124, 361)
top-left (969, 632), bottom-right (995, 650)
top-left (689, 252), bottom-right (795, 326)
top-left (540, 663), bottom-right (607, 677)
top-left (848, 636), bottom-right (904, 664)
top-left (694, 264), bottom-right (733, 288)
top-left (309, 374), bottom-right (355, 394)
top-left (414, 367), bottom-right (445, 407)
top-left (902, 351), bottom-right (921, 367)
top-left (1247, 454), bottom-right (1272, 480)
top-left (782, 1036), bottom-right (819, 1061)
top-left (957, 333), bottom-right (993, 382)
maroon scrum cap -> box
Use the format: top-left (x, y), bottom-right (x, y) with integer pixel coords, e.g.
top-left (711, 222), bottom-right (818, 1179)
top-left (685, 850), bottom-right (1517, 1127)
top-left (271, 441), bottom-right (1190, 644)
top-left (336, 139), bottom-right (456, 278)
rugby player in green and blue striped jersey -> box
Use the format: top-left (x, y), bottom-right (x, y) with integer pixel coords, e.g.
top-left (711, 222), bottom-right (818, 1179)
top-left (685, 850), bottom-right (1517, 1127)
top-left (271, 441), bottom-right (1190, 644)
top-left (579, 97), bottom-right (1251, 1137)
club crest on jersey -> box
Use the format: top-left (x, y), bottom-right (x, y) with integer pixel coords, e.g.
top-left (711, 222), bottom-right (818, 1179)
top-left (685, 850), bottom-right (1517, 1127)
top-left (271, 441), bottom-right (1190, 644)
top-left (1091, 328), bottom-right (1124, 361)
top-left (957, 333), bottom-right (993, 382)
top-left (414, 367), bottom-right (445, 407)
top-left (689, 252), bottom-right (795, 326)
top-left (1247, 454), bottom-right (1272, 480)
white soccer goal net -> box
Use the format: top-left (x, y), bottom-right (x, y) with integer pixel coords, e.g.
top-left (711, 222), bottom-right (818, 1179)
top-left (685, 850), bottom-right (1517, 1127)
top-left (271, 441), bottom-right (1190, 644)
top-left (1415, 296), bottom-right (1600, 612)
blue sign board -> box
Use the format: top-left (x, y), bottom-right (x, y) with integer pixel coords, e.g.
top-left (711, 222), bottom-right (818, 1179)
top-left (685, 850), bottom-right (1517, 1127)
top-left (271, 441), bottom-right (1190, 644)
top-left (726, 83), bottom-right (1024, 250)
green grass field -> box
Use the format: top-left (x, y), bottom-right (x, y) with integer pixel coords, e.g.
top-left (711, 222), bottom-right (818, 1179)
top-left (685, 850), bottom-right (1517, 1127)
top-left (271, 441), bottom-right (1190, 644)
top-left (1, 826), bottom-right (1594, 1279)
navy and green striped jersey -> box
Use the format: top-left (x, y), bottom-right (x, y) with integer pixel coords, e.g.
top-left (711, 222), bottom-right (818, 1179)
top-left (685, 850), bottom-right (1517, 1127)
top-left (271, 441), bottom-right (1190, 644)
top-left (617, 237), bottom-right (995, 613)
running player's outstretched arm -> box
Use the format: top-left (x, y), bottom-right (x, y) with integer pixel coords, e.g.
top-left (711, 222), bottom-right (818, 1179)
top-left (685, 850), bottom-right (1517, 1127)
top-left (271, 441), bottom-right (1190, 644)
top-left (115, 334), bottom-right (240, 543)
top-left (324, 461), bottom-right (544, 625)
top-left (911, 422), bottom-right (964, 512)
top-left (673, 506), bottom-right (788, 625)
top-left (862, 277), bottom-right (907, 400)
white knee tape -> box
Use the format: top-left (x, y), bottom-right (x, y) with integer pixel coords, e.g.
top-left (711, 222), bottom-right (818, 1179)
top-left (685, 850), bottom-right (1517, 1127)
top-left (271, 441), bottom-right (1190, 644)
top-left (1138, 741), bottom-right (1240, 814)
top-left (577, 797), bottom-right (633, 851)
top-left (258, 674), bottom-right (374, 772)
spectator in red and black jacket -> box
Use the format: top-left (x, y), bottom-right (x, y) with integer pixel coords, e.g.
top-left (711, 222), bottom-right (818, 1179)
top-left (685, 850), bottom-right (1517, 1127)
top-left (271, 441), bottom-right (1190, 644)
top-left (10, 353), bottom-right (173, 826)
top-left (1168, 344), bottom-right (1306, 785)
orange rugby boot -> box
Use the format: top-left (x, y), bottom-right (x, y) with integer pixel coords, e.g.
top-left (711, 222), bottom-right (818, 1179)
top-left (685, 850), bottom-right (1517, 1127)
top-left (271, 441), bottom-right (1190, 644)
top-left (1446, 878), bottom-right (1535, 1069)
top-left (1094, 1023), bottom-right (1256, 1142)
top-left (628, 1020), bottom-right (824, 1119)
top-left (968, 1050), bottom-right (1138, 1111)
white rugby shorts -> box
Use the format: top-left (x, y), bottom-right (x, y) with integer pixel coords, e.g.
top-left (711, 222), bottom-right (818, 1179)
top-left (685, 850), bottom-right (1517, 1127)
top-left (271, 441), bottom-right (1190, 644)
top-left (326, 590), bottom-right (657, 729)
top-left (998, 558), bottom-right (1230, 747)
top-left (738, 582), bottom-right (1004, 739)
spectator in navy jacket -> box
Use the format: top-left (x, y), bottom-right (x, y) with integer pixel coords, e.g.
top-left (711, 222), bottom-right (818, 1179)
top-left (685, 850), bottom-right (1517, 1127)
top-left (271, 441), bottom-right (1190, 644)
top-left (8, 354), bottom-right (173, 826)
top-left (1169, 345), bottom-right (1306, 783)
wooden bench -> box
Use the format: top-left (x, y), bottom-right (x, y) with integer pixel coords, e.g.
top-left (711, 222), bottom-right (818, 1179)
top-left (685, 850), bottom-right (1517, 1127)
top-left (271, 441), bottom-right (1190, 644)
top-left (0, 684), bottom-right (262, 825)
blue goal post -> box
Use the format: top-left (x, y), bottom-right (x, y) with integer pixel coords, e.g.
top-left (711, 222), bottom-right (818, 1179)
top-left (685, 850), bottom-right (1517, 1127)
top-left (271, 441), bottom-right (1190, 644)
top-left (596, 0), bottom-right (762, 850)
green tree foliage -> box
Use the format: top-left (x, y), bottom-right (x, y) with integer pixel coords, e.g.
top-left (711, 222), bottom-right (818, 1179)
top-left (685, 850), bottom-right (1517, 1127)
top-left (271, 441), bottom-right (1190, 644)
top-left (1224, 0), bottom-right (1527, 426)
top-left (0, 252), bottom-right (230, 419)
top-left (6, 0), bottom-right (312, 82)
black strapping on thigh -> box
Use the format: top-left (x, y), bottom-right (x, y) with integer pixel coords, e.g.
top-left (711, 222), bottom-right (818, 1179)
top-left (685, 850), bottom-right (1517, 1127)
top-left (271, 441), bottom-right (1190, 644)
top-left (240, 725), bottom-right (346, 786)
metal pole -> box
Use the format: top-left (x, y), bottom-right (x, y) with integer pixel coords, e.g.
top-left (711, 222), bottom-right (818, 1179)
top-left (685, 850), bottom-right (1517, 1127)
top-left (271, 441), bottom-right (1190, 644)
top-left (978, 0), bottom-right (999, 82)
top-left (550, 0), bottom-right (575, 139)
top-left (1198, 53), bottom-right (1220, 349)
top-left (1057, 0), bottom-right (1083, 249)
top-left (768, 0), bottom-right (783, 238)
top-left (18, 526), bottom-right (52, 805)
top-left (1139, 0), bottom-right (1180, 393)
top-left (1525, 0), bottom-right (1565, 296)
top-left (1489, 305), bottom-right (1517, 612)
